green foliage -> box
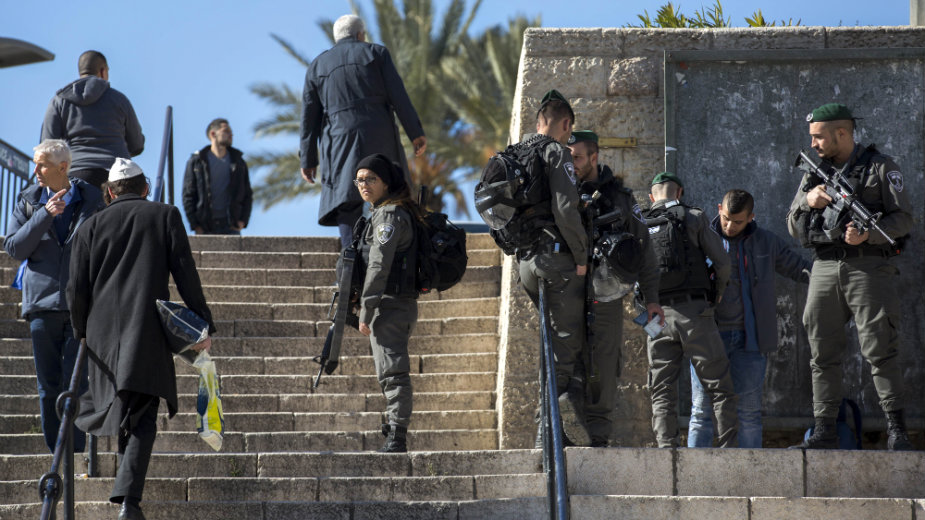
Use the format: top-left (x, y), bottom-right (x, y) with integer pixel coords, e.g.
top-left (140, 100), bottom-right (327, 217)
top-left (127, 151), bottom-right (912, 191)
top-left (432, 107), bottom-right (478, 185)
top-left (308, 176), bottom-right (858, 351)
top-left (630, 1), bottom-right (799, 28)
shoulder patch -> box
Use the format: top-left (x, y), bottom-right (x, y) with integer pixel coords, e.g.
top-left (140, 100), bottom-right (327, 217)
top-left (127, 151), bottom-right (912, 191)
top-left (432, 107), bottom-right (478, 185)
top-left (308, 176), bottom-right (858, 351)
top-left (563, 162), bottom-right (576, 185)
top-left (632, 203), bottom-right (646, 224)
top-left (376, 223), bottom-right (395, 245)
top-left (887, 171), bottom-right (904, 192)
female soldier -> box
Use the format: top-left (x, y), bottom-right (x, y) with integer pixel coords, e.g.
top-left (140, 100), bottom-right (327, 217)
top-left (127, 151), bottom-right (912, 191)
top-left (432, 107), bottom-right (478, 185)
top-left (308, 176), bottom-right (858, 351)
top-left (354, 153), bottom-right (421, 453)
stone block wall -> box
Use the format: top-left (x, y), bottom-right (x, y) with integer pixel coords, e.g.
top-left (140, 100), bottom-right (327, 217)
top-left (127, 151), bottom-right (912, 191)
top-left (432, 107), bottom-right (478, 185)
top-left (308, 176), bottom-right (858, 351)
top-left (496, 26), bottom-right (925, 449)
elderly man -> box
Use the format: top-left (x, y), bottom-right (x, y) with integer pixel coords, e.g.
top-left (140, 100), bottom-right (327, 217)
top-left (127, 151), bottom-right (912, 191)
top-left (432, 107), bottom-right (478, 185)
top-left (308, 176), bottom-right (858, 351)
top-left (41, 50), bottom-right (145, 189)
top-left (300, 14), bottom-right (426, 249)
top-left (182, 118), bottom-right (253, 235)
top-left (68, 159), bottom-right (214, 520)
top-left (3, 139), bottom-right (102, 454)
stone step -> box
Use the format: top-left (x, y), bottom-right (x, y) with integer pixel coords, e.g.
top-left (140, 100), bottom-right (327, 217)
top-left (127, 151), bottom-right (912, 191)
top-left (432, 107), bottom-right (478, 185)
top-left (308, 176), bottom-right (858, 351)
top-left (0, 371), bottom-right (496, 400)
top-left (1, 428), bottom-right (499, 455)
top-left (195, 265), bottom-right (500, 288)
top-left (0, 302), bottom-right (20, 319)
top-left (199, 297), bottom-right (499, 322)
top-left (0, 497), bottom-right (548, 520)
top-left (1, 391), bottom-right (494, 417)
top-left (183, 232), bottom-right (497, 253)
top-left (0, 333), bottom-right (499, 358)
top-left (210, 316), bottom-right (498, 339)
top-left (186, 248), bottom-right (500, 270)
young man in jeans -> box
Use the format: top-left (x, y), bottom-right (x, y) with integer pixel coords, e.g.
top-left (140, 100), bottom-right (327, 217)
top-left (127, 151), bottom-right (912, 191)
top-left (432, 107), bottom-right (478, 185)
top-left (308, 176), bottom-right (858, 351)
top-left (687, 189), bottom-right (811, 448)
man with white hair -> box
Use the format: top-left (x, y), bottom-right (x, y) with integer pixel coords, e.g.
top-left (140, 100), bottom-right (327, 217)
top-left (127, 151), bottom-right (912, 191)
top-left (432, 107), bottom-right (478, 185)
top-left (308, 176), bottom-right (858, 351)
top-left (300, 14), bottom-right (427, 249)
top-left (3, 139), bottom-right (103, 455)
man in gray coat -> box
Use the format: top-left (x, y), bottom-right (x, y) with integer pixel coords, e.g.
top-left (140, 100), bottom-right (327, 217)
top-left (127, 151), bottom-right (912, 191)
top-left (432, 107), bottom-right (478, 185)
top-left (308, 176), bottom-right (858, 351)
top-left (68, 159), bottom-right (214, 520)
top-left (300, 14), bottom-right (426, 249)
top-left (41, 50), bottom-right (145, 188)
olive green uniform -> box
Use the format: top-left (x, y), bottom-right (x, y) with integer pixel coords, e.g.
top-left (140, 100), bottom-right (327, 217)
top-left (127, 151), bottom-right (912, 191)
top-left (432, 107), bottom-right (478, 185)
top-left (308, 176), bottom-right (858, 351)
top-left (786, 144), bottom-right (913, 418)
top-left (517, 133), bottom-right (589, 389)
top-left (578, 165), bottom-right (659, 445)
top-left (645, 200), bottom-right (737, 448)
top-left (359, 203), bottom-right (418, 429)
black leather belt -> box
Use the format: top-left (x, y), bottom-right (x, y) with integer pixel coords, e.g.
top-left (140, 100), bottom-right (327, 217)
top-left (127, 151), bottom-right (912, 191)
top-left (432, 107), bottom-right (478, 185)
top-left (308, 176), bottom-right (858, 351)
top-left (531, 241), bottom-right (572, 255)
top-left (661, 293), bottom-right (707, 307)
top-left (814, 247), bottom-right (888, 261)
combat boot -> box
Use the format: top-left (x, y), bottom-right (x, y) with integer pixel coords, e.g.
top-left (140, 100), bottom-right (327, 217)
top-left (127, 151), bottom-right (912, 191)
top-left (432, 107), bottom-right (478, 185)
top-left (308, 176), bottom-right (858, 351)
top-left (886, 410), bottom-right (914, 451)
top-left (557, 379), bottom-right (591, 447)
top-left (790, 417), bottom-right (837, 449)
top-left (377, 423), bottom-right (407, 453)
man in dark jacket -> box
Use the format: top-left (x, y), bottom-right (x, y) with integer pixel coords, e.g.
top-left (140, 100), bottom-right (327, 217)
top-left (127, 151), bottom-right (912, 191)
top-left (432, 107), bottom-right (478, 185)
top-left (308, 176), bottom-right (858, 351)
top-left (41, 50), bottom-right (145, 188)
top-left (3, 139), bottom-right (103, 454)
top-left (68, 158), bottom-right (214, 520)
top-left (569, 130), bottom-right (663, 447)
top-left (300, 13), bottom-right (426, 249)
top-left (182, 118), bottom-right (253, 234)
top-left (687, 189), bottom-right (811, 448)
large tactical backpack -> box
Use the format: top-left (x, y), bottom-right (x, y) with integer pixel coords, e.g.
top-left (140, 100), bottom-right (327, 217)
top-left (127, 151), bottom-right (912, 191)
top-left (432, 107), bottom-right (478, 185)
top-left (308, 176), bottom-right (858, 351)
top-left (414, 209), bottom-right (467, 294)
top-left (643, 203), bottom-right (710, 298)
top-left (474, 135), bottom-right (556, 255)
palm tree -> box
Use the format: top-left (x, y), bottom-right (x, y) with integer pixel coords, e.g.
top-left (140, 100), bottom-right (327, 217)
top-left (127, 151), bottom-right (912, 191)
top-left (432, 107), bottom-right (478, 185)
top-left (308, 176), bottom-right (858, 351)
top-left (629, 1), bottom-right (798, 28)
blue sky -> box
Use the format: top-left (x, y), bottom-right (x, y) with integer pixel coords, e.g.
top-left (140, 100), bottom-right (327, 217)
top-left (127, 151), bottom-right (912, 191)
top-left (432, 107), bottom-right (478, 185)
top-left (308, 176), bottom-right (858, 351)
top-left (0, 0), bottom-right (909, 237)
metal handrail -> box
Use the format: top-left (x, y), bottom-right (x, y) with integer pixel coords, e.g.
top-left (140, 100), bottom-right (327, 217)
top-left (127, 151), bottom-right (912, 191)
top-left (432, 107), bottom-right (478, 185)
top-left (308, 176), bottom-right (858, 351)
top-left (38, 339), bottom-right (92, 520)
top-left (152, 105), bottom-right (174, 204)
top-left (0, 137), bottom-right (33, 235)
top-left (538, 282), bottom-right (569, 520)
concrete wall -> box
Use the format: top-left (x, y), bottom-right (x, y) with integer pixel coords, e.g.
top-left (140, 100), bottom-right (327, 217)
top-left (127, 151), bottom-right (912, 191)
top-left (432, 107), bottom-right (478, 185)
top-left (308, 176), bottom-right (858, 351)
top-left (496, 26), bottom-right (925, 449)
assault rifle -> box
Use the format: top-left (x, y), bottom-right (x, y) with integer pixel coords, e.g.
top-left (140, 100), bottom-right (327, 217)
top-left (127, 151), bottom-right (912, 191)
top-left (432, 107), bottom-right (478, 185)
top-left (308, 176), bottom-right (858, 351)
top-left (580, 190), bottom-right (602, 404)
top-left (312, 225), bottom-right (364, 390)
top-left (796, 150), bottom-right (895, 247)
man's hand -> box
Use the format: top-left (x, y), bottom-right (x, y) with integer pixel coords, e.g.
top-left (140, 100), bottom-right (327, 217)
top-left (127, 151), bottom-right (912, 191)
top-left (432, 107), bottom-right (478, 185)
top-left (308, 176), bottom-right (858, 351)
top-left (646, 302), bottom-right (666, 326)
top-left (359, 323), bottom-right (371, 336)
top-left (233, 221), bottom-right (245, 231)
top-left (44, 189), bottom-right (67, 217)
top-left (576, 264), bottom-right (587, 276)
top-left (806, 185), bottom-right (833, 209)
top-left (413, 136), bottom-right (427, 157)
top-left (191, 336), bottom-right (212, 352)
top-left (301, 167), bottom-right (316, 184)
top-left (844, 222), bottom-right (870, 246)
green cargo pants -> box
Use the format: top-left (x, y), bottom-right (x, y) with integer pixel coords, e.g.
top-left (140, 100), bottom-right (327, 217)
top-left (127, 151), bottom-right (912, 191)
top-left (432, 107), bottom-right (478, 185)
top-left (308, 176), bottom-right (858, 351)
top-left (370, 296), bottom-right (418, 428)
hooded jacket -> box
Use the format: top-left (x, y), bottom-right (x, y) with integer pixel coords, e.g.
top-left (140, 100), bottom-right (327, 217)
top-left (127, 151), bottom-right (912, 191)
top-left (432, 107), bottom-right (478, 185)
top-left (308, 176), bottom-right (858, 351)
top-left (711, 217), bottom-right (812, 354)
top-left (3, 178), bottom-right (104, 317)
top-left (41, 76), bottom-right (145, 171)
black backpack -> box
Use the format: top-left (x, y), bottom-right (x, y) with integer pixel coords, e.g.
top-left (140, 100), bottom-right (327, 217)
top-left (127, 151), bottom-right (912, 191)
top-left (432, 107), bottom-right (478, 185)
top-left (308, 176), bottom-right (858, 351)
top-left (414, 188), bottom-right (468, 294)
top-left (414, 210), bottom-right (468, 294)
top-left (644, 204), bottom-right (711, 298)
top-left (475, 135), bottom-right (556, 255)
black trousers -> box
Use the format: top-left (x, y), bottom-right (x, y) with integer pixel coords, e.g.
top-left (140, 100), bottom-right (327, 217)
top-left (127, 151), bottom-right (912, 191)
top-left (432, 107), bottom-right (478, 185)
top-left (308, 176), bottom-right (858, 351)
top-left (69, 168), bottom-right (110, 190)
top-left (110, 393), bottom-right (159, 503)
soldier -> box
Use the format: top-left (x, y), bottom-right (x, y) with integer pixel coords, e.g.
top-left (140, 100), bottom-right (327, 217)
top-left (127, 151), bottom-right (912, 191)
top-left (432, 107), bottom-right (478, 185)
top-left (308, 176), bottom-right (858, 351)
top-left (787, 103), bottom-right (913, 450)
top-left (354, 153), bottom-right (423, 453)
top-left (643, 172), bottom-right (737, 448)
top-left (568, 130), bottom-right (663, 447)
top-left (510, 90), bottom-right (590, 446)
top-left (688, 189), bottom-right (811, 448)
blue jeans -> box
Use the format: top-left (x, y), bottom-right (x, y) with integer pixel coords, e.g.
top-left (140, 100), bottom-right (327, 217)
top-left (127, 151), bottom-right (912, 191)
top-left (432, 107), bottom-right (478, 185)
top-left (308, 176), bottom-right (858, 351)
top-left (688, 330), bottom-right (766, 448)
top-left (30, 311), bottom-right (87, 453)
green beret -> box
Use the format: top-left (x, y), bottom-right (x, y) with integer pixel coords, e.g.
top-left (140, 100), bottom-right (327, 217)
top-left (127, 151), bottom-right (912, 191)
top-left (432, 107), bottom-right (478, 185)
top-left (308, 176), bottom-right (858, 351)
top-left (806, 103), bottom-right (858, 123)
top-left (567, 130), bottom-right (598, 145)
top-left (651, 171), bottom-right (684, 188)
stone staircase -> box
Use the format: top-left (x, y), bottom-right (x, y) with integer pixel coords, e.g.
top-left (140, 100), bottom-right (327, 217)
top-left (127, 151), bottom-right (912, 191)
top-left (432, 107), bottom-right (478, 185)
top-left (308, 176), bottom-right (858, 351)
top-left (1, 234), bottom-right (924, 519)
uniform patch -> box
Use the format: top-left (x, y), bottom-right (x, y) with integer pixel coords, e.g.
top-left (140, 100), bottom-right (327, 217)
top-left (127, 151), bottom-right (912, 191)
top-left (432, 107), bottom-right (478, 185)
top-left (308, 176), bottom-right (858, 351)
top-left (722, 238), bottom-right (730, 253)
top-left (887, 171), bottom-right (904, 192)
top-left (376, 223), bottom-right (395, 245)
top-left (563, 162), bottom-right (576, 184)
top-left (632, 203), bottom-right (646, 224)
top-left (648, 225), bottom-right (660, 235)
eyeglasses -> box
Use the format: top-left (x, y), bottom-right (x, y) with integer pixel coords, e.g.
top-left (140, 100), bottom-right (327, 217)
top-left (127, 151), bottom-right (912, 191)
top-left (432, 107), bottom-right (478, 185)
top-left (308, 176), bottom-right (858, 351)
top-left (353, 177), bottom-right (379, 187)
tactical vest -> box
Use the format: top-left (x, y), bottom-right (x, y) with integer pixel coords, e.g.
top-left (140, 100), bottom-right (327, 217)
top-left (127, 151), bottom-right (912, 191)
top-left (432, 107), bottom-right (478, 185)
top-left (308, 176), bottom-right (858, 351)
top-left (643, 203), bottom-right (711, 299)
top-left (358, 213), bottom-right (419, 299)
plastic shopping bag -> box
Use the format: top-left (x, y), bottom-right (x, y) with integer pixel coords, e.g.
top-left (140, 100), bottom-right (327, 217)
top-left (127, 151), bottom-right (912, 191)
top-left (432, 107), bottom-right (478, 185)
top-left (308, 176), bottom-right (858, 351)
top-left (155, 299), bottom-right (209, 364)
top-left (193, 352), bottom-right (224, 451)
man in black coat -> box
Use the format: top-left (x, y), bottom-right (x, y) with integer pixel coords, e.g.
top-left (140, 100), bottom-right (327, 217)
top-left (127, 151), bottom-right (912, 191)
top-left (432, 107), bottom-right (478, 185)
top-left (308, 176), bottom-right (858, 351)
top-left (300, 13), bottom-right (426, 249)
top-left (68, 158), bottom-right (215, 520)
top-left (182, 118), bottom-right (253, 234)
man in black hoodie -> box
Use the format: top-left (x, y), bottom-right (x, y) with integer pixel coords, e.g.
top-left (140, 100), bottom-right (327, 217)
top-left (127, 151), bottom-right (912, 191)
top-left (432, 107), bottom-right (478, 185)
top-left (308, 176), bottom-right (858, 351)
top-left (41, 50), bottom-right (145, 188)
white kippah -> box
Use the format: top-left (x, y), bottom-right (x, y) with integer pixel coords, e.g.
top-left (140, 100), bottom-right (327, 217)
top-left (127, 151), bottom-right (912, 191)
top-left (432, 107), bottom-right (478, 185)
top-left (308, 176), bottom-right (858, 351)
top-left (108, 158), bottom-right (144, 181)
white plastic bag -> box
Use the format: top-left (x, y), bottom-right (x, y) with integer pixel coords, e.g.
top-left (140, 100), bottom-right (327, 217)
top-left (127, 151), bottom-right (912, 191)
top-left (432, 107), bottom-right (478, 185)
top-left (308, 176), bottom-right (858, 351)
top-left (193, 352), bottom-right (224, 451)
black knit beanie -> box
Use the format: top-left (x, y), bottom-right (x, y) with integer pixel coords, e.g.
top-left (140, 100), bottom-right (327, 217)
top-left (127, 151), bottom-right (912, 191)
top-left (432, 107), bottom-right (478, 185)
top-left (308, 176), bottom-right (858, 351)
top-left (355, 153), bottom-right (406, 194)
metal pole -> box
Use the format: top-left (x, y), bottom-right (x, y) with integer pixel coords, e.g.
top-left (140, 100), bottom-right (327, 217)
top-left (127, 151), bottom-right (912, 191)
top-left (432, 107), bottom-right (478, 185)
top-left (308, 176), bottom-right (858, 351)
top-left (167, 116), bottom-right (175, 206)
top-left (539, 282), bottom-right (569, 520)
top-left (62, 426), bottom-right (73, 520)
